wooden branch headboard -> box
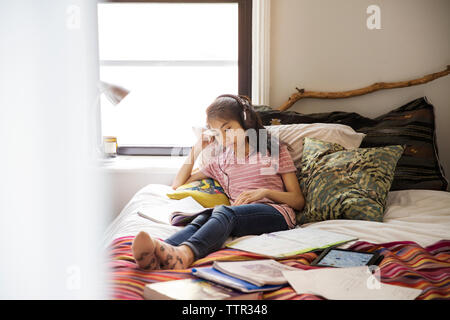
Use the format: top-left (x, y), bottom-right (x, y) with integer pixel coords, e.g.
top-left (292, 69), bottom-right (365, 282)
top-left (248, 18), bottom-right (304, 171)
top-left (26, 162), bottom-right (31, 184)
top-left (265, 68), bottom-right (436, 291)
top-left (277, 65), bottom-right (450, 112)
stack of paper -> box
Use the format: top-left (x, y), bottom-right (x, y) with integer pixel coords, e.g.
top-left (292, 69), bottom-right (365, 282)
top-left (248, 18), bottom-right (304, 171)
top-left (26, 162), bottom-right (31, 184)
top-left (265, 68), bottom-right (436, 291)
top-left (192, 267), bottom-right (283, 293)
top-left (212, 259), bottom-right (298, 286)
top-left (282, 266), bottom-right (422, 300)
top-left (192, 259), bottom-right (299, 293)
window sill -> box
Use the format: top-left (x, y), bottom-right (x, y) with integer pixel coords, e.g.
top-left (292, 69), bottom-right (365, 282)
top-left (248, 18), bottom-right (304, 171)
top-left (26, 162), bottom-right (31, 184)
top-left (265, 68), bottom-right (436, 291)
top-left (117, 146), bottom-right (192, 156)
top-left (99, 155), bottom-right (188, 174)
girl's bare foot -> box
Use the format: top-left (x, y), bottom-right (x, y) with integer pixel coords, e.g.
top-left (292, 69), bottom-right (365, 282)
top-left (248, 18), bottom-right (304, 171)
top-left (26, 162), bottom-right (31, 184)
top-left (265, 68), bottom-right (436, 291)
top-left (131, 231), bottom-right (161, 270)
top-left (154, 239), bottom-right (195, 270)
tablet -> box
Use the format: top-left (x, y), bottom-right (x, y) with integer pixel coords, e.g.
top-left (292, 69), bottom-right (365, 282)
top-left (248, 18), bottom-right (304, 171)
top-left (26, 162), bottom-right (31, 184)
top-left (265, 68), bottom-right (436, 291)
top-left (311, 247), bottom-right (382, 268)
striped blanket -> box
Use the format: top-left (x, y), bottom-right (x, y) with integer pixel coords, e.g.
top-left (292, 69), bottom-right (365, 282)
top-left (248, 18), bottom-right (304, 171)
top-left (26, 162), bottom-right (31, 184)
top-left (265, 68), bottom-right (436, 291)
top-left (107, 237), bottom-right (450, 300)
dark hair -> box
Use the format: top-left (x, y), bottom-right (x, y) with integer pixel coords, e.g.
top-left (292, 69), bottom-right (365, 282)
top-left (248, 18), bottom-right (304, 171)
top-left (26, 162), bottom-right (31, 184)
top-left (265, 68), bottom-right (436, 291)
top-left (205, 94), bottom-right (293, 157)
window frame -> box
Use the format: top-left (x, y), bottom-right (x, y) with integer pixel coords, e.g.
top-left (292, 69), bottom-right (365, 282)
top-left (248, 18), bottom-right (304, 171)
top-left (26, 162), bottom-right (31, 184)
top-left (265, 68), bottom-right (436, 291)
top-left (98, 0), bottom-right (253, 156)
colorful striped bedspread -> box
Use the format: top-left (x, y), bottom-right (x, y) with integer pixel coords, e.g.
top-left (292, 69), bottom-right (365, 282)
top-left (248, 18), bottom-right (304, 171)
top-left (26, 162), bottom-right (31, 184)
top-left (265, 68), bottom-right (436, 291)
top-left (107, 237), bottom-right (450, 300)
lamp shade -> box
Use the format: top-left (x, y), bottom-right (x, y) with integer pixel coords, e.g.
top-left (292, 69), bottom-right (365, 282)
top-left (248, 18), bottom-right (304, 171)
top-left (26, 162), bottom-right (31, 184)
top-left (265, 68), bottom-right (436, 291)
top-left (100, 81), bottom-right (130, 105)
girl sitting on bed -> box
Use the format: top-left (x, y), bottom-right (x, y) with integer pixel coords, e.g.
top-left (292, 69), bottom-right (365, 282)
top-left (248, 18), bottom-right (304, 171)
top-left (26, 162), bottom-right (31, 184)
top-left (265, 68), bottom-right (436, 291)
top-left (132, 94), bottom-right (305, 270)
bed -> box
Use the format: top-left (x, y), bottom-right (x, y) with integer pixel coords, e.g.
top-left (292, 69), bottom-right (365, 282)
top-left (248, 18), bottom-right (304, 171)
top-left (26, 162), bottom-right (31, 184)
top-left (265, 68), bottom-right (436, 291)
top-left (104, 184), bottom-right (450, 300)
top-left (103, 96), bottom-right (450, 300)
top-left (103, 184), bottom-right (450, 250)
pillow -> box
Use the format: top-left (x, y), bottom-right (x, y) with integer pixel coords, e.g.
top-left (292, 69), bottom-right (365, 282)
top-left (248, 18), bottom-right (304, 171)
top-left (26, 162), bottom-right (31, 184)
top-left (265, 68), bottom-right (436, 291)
top-left (358, 97), bottom-right (447, 191)
top-left (297, 137), bottom-right (405, 225)
top-left (264, 123), bottom-right (365, 169)
top-left (255, 97), bottom-right (448, 191)
top-left (166, 178), bottom-right (230, 208)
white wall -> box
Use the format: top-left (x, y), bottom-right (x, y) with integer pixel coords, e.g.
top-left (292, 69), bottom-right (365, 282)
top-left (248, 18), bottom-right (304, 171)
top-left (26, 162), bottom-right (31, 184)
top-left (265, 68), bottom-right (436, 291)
top-left (101, 156), bottom-right (187, 221)
top-left (270, 0), bottom-right (450, 186)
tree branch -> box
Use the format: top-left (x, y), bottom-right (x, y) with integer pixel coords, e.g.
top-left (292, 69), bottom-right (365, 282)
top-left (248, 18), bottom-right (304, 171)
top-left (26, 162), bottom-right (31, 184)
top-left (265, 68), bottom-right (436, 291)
top-left (277, 65), bottom-right (450, 112)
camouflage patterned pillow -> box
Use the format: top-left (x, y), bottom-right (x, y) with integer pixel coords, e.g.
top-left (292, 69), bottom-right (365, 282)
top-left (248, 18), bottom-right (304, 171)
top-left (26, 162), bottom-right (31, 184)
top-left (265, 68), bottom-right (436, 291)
top-left (297, 137), bottom-right (405, 225)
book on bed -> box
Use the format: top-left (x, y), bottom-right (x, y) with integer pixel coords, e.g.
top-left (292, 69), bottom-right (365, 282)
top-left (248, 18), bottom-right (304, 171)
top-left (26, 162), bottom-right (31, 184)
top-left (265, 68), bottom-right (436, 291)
top-left (192, 259), bottom-right (299, 292)
top-left (226, 228), bottom-right (358, 258)
top-left (192, 259), bottom-right (298, 292)
top-left (138, 196), bottom-right (213, 226)
top-left (211, 259), bottom-right (299, 286)
top-left (192, 266), bottom-right (284, 293)
top-left (143, 278), bottom-right (262, 300)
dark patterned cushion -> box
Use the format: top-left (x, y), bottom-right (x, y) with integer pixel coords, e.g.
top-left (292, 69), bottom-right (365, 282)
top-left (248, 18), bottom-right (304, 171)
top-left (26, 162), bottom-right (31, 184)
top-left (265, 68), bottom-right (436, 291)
top-left (254, 97), bottom-right (448, 191)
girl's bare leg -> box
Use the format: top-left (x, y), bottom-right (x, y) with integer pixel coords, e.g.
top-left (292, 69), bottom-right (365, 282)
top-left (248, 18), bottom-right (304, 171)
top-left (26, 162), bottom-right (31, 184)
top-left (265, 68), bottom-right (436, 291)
top-left (132, 231), bottom-right (195, 270)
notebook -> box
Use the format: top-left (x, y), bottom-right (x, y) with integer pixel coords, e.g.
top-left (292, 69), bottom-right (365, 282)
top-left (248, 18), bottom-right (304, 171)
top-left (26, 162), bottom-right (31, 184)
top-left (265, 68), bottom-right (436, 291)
top-left (211, 259), bottom-right (299, 286)
top-left (192, 266), bottom-right (284, 293)
top-left (226, 228), bottom-right (358, 258)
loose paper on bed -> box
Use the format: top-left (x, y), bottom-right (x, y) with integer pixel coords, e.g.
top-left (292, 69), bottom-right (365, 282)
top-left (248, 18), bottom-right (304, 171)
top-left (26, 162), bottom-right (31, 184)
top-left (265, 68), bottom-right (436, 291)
top-left (282, 266), bottom-right (422, 300)
top-left (226, 228), bottom-right (357, 258)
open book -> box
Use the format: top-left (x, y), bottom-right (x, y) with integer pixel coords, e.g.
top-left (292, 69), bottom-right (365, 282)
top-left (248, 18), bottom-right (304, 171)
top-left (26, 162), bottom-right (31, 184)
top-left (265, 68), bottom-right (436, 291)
top-left (138, 196), bottom-right (213, 226)
top-left (226, 228), bottom-right (358, 258)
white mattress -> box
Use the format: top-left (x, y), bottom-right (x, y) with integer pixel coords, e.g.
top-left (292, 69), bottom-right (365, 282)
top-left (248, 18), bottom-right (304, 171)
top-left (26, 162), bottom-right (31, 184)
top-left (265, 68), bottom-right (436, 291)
top-left (102, 184), bottom-right (450, 249)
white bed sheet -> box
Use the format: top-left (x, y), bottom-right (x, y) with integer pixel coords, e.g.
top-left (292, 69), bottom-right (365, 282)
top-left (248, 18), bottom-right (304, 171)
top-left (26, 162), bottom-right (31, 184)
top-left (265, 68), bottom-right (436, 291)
top-left (102, 184), bottom-right (450, 250)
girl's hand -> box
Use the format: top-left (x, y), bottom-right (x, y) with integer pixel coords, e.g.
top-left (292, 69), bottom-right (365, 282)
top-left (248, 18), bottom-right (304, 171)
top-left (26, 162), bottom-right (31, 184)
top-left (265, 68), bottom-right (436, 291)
top-left (233, 189), bottom-right (268, 206)
top-left (195, 128), bottom-right (216, 151)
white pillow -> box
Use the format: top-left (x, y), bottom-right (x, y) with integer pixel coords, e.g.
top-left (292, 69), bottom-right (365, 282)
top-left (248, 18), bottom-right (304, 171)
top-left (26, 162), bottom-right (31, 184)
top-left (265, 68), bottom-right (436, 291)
top-left (265, 123), bottom-right (366, 168)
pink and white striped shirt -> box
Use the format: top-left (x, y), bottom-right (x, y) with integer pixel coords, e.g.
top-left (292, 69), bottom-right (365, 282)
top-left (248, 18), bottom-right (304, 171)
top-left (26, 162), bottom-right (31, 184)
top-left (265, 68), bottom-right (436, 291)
top-left (198, 142), bottom-right (298, 229)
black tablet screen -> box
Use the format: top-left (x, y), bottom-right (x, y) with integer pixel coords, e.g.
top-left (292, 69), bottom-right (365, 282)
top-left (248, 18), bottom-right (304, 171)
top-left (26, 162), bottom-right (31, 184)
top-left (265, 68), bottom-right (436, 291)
top-left (317, 250), bottom-right (375, 267)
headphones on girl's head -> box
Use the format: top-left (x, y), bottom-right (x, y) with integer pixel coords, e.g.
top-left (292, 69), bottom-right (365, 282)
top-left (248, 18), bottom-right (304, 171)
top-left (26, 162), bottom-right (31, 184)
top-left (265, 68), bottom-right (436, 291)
top-left (216, 94), bottom-right (252, 128)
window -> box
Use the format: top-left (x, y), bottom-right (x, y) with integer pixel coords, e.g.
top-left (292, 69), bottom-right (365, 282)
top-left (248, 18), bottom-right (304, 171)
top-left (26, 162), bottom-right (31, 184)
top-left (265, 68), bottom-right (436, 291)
top-left (97, 0), bottom-right (252, 154)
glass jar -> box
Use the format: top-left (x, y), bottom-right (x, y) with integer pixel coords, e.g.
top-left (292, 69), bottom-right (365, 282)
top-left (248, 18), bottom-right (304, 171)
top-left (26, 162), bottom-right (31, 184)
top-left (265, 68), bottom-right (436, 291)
top-left (103, 136), bottom-right (118, 158)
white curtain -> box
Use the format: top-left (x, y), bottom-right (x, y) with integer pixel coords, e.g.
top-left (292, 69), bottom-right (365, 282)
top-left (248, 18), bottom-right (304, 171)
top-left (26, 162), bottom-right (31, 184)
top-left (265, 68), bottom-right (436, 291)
top-left (0, 0), bottom-right (109, 299)
top-left (252, 0), bottom-right (271, 106)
